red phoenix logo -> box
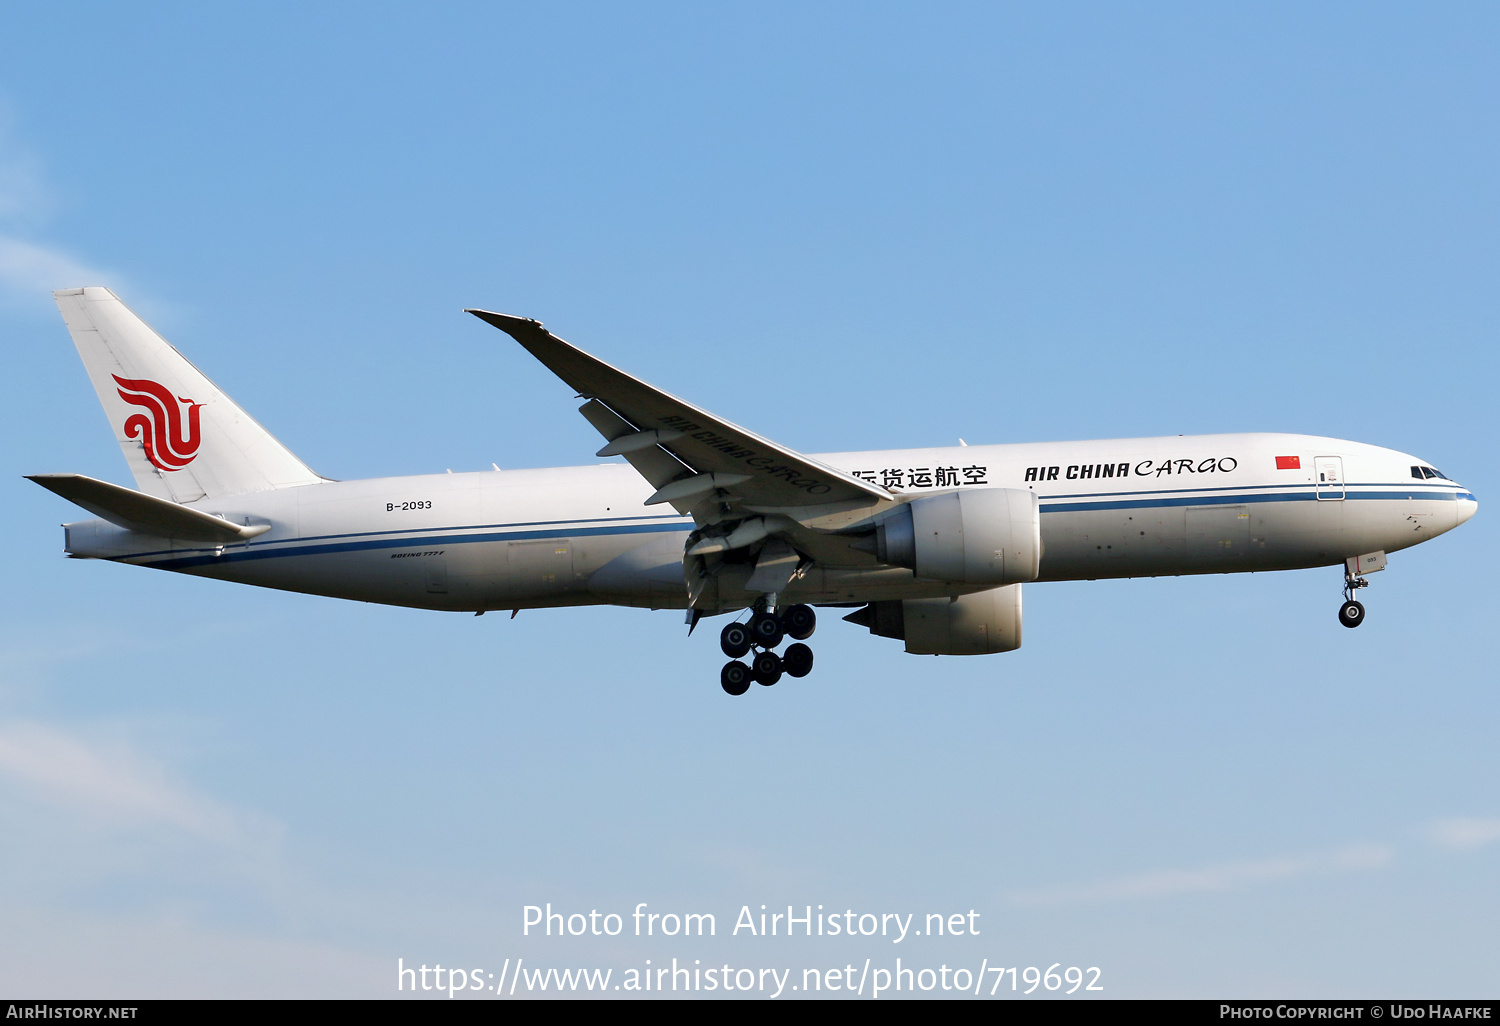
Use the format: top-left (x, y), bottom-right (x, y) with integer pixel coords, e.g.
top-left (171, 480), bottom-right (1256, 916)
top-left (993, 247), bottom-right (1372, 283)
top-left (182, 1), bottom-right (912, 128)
top-left (113, 374), bottom-right (204, 471)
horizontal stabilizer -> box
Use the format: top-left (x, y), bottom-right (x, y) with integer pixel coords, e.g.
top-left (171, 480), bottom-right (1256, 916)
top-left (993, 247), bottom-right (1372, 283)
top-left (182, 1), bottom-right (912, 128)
top-left (26, 474), bottom-right (270, 543)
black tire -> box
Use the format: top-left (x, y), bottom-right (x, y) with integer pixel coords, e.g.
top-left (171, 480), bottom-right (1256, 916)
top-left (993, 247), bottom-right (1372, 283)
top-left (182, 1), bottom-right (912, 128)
top-left (783, 604), bottom-right (817, 640)
top-left (750, 611), bottom-right (784, 649)
top-left (752, 650), bottom-right (783, 686)
top-left (720, 660), bottom-right (752, 695)
top-left (720, 621), bottom-right (752, 658)
top-left (783, 642), bottom-right (814, 678)
top-left (1339, 600), bottom-right (1365, 628)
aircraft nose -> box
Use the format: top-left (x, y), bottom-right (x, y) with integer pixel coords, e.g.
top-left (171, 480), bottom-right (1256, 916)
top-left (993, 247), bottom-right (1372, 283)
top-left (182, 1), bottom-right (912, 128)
top-left (1456, 488), bottom-right (1479, 526)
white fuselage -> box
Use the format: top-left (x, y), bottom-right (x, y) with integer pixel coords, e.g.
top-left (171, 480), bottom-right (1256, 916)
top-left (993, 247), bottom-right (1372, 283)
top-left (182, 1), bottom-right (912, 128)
top-left (62, 432), bottom-right (1477, 613)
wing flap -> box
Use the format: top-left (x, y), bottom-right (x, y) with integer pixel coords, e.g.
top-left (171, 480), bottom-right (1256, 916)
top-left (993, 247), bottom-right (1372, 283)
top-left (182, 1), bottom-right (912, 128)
top-left (577, 399), bottom-right (692, 491)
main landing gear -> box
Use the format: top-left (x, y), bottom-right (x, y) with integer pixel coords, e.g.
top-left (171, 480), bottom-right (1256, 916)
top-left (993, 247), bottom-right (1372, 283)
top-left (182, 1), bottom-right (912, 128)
top-left (719, 604), bottom-right (816, 695)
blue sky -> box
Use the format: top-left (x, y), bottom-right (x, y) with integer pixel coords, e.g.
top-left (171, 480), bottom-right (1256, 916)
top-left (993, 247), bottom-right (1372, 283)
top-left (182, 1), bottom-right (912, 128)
top-left (1, 2), bottom-right (1496, 998)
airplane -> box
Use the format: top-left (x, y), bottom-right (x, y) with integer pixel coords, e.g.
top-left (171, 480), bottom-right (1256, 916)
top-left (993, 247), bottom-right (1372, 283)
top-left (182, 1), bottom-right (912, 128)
top-left (29, 287), bottom-right (1478, 695)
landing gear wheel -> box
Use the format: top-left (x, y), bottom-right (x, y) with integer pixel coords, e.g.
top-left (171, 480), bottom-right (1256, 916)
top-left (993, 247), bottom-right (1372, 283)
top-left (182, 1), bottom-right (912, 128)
top-left (720, 621), bottom-right (752, 658)
top-left (1339, 600), bottom-right (1365, 628)
top-left (783, 642), bottom-right (814, 678)
top-left (783, 604), bottom-right (817, 641)
top-left (720, 660), bottom-right (752, 695)
top-left (752, 650), bottom-right (783, 686)
top-left (749, 611), bottom-right (784, 649)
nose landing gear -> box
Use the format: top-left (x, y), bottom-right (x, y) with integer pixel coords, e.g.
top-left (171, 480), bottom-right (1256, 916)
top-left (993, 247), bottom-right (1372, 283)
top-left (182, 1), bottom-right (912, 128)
top-left (1339, 568), bottom-right (1370, 628)
top-left (718, 603), bottom-right (816, 695)
top-left (1338, 551), bottom-right (1385, 628)
top-left (1338, 597), bottom-right (1366, 628)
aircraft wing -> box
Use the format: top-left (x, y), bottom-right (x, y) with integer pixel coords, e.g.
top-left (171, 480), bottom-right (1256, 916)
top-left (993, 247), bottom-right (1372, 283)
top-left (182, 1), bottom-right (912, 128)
top-left (467, 311), bottom-right (891, 519)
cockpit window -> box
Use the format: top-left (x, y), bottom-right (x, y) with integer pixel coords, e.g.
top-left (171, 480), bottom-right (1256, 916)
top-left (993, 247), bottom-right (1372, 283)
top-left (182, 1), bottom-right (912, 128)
top-left (1412, 466), bottom-right (1424, 479)
top-left (1413, 465), bottom-right (1451, 481)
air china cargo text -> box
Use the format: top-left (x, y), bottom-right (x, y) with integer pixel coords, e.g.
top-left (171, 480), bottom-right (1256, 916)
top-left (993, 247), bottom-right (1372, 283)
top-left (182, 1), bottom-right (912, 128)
top-left (1024, 457), bottom-right (1239, 483)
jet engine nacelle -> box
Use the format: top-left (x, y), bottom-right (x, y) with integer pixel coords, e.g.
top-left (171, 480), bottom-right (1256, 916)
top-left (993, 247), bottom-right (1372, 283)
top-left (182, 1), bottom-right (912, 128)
top-left (873, 487), bottom-right (1041, 585)
top-left (845, 585), bottom-right (1023, 655)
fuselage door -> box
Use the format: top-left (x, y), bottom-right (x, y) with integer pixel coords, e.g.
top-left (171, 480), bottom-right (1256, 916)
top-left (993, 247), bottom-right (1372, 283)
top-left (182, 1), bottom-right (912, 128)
top-left (1314, 456), bottom-right (1345, 500)
top-left (507, 538), bottom-right (574, 596)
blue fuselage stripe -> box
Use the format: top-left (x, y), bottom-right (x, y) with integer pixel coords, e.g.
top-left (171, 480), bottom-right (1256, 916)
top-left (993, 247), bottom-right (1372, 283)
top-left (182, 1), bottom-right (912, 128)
top-left (133, 483), bottom-right (1466, 571)
top-left (1041, 487), bottom-right (1461, 513)
top-left (141, 520), bottom-right (691, 571)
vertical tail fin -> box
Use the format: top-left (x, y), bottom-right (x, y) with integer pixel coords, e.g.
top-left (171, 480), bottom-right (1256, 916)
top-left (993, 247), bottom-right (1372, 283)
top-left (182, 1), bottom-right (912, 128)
top-left (54, 287), bottom-right (323, 502)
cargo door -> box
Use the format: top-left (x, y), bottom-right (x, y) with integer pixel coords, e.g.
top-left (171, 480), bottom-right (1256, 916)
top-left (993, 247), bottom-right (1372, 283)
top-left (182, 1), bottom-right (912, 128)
top-left (507, 538), bottom-right (573, 595)
top-left (1186, 505), bottom-right (1251, 561)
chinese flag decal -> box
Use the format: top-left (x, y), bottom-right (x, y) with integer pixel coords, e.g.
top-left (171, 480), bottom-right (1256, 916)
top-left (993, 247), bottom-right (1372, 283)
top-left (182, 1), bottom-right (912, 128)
top-left (1275, 456), bottom-right (1301, 470)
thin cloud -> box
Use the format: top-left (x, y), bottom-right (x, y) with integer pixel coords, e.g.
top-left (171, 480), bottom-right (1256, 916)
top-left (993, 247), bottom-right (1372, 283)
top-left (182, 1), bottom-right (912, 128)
top-left (1424, 817), bottom-right (1500, 852)
top-left (0, 717), bottom-right (399, 941)
top-left (0, 902), bottom-right (386, 998)
top-left (1006, 843), bottom-right (1393, 906)
top-left (0, 235), bottom-right (107, 295)
top-left (0, 102), bottom-right (52, 222)
top-left (0, 107), bottom-right (114, 299)
top-left (0, 720), bottom-right (247, 845)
